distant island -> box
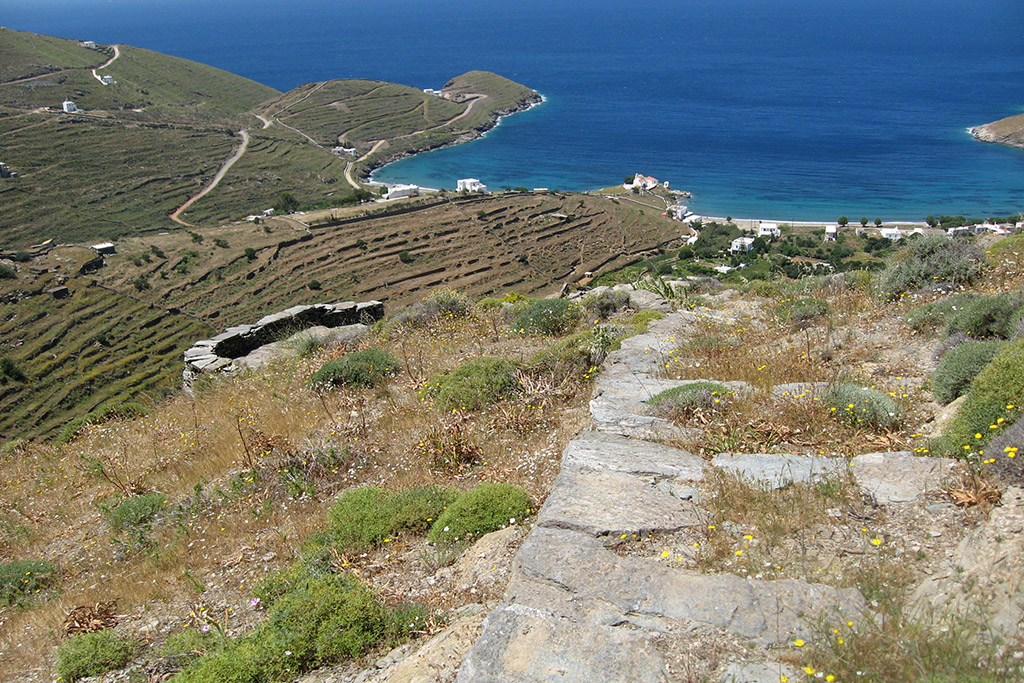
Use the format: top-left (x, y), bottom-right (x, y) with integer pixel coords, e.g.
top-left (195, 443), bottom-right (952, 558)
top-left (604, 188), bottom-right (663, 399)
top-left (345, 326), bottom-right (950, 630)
top-left (0, 28), bottom-right (540, 246)
top-left (970, 111), bottom-right (1024, 151)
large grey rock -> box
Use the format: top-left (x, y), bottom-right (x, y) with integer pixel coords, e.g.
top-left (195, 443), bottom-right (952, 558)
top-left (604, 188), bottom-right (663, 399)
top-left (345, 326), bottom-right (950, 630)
top-left (911, 487), bottom-right (1024, 641)
top-left (712, 452), bottom-right (847, 489)
top-left (515, 528), bottom-right (865, 647)
top-left (852, 451), bottom-right (955, 503)
top-left (537, 467), bottom-right (701, 539)
top-left (456, 602), bottom-right (668, 683)
top-left (564, 430), bottom-right (705, 480)
top-left (628, 288), bottom-right (672, 312)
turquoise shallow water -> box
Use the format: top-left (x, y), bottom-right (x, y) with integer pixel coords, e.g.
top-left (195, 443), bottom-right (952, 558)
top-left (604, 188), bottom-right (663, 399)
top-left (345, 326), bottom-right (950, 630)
top-left (4, 0), bottom-right (1023, 220)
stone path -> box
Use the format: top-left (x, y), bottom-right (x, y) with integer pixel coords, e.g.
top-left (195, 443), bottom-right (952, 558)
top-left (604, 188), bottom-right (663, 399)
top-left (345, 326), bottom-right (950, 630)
top-left (456, 305), bottom-right (955, 682)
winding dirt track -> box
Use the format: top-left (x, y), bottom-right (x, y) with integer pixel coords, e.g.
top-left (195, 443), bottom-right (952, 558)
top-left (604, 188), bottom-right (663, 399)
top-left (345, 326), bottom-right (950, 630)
top-left (91, 45), bottom-right (120, 84)
top-left (168, 130), bottom-right (250, 226)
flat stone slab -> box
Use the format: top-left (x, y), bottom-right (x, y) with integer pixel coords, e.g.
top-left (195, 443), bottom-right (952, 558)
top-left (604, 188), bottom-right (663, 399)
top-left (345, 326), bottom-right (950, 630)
top-left (851, 451), bottom-right (955, 503)
top-left (564, 431), bottom-right (705, 480)
top-left (456, 603), bottom-right (667, 683)
top-left (712, 452), bottom-right (847, 489)
top-left (537, 468), bottom-right (701, 539)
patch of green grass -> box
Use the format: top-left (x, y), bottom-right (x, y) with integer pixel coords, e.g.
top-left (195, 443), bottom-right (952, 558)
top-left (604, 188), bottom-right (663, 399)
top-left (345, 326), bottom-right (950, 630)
top-left (421, 357), bottom-right (518, 412)
top-left (825, 383), bottom-right (901, 430)
top-left (309, 348), bottom-right (399, 389)
top-left (931, 340), bottom-right (1007, 405)
top-left (775, 296), bottom-right (830, 328)
top-left (427, 482), bottom-right (532, 546)
top-left (56, 630), bottom-right (137, 682)
top-left (0, 559), bottom-right (58, 606)
top-left (904, 294), bottom-right (978, 334)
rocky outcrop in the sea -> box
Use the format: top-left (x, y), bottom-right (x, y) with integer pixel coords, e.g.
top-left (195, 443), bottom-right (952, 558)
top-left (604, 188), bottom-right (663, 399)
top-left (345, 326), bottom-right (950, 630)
top-left (182, 300), bottom-right (383, 390)
top-left (970, 112), bottom-right (1024, 151)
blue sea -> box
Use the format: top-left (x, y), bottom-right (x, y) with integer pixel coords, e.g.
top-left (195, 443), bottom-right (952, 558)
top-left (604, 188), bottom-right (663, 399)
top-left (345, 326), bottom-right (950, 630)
top-left (3, 0), bottom-right (1023, 220)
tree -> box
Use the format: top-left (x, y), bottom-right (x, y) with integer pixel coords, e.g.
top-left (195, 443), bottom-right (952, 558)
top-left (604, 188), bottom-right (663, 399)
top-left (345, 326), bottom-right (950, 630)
top-left (273, 192), bottom-right (300, 214)
top-left (874, 218), bottom-right (882, 227)
top-left (837, 216), bottom-right (849, 227)
top-left (925, 215), bottom-right (938, 228)
top-left (860, 217), bottom-right (869, 227)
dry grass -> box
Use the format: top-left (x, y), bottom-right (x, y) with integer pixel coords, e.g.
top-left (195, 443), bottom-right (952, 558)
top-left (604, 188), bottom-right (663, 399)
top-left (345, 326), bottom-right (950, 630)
top-left (0, 305), bottom-right (595, 679)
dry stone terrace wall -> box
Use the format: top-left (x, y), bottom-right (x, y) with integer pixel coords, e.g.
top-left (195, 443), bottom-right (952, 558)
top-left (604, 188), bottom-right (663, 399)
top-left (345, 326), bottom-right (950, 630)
top-left (182, 300), bottom-right (383, 390)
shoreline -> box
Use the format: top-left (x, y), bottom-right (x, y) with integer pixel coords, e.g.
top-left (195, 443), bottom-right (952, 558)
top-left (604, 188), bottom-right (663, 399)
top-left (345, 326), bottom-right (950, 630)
top-left (365, 92), bottom-right (546, 188)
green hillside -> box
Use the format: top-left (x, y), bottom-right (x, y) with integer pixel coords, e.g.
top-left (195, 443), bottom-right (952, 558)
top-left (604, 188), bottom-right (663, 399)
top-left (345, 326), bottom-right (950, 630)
top-left (0, 28), bottom-right (108, 82)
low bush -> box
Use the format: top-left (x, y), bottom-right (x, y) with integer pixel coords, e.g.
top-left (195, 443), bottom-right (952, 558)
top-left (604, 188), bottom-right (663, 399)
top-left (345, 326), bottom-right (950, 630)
top-left (775, 297), bottom-right (830, 328)
top-left (105, 491), bottom-right (165, 532)
top-left (160, 627), bottom-right (220, 658)
top-left (580, 289), bottom-right (631, 321)
top-left (877, 235), bottom-right (984, 300)
top-left (309, 348), bottom-right (399, 389)
top-left (826, 383), bottom-right (901, 430)
top-left (904, 294), bottom-right (977, 334)
top-left (945, 292), bottom-right (1024, 340)
top-left (56, 630), bottom-right (137, 681)
top-left (528, 326), bottom-right (617, 376)
top-left (0, 264), bottom-right (15, 279)
top-left (386, 288), bottom-right (474, 330)
top-left (0, 356), bottom-right (26, 382)
top-left (647, 381), bottom-right (733, 419)
top-left (931, 340), bottom-right (1007, 405)
top-left (937, 339), bottom-right (1024, 456)
top-left (512, 298), bottom-right (582, 335)
top-left (320, 485), bottom-right (456, 552)
top-left (422, 357), bottom-right (518, 412)
top-left (0, 559), bottom-right (57, 605)
top-left (427, 482), bottom-right (532, 546)
top-left (179, 573), bottom-right (424, 683)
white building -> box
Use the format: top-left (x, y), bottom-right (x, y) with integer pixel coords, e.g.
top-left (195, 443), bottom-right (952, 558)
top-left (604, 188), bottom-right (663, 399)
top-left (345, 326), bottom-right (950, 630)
top-left (90, 242), bottom-right (116, 255)
top-left (880, 228), bottom-right (903, 241)
top-left (62, 100), bottom-right (78, 113)
top-left (101, 75), bottom-right (115, 85)
top-left (81, 40), bottom-right (97, 49)
top-left (670, 204), bottom-right (692, 221)
top-left (824, 225), bottom-right (838, 242)
top-left (757, 222), bottom-right (781, 239)
top-left (386, 184), bottom-right (419, 200)
top-left (730, 237), bottom-right (756, 253)
top-left (628, 173), bottom-right (659, 191)
top-left (713, 264), bottom-right (734, 274)
top-left (457, 178), bottom-right (487, 193)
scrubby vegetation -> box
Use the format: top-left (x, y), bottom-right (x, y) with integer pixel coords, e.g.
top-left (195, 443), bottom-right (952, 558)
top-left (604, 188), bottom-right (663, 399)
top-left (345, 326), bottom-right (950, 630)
top-left (648, 381), bottom-right (734, 419)
top-left (56, 630), bottom-right (137, 682)
top-left (427, 482), bottom-right (532, 546)
top-left (309, 348), bottom-right (400, 388)
top-left (877, 235), bottom-right (984, 300)
top-left (421, 357), bottom-right (519, 411)
top-left (931, 340), bottom-right (1007, 405)
top-left (0, 559), bottom-right (57, 606)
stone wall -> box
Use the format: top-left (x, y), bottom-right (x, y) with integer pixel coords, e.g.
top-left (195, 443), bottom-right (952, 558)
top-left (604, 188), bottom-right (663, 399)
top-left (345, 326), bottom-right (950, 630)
top-left (182, 300), bottom-right (384, 391)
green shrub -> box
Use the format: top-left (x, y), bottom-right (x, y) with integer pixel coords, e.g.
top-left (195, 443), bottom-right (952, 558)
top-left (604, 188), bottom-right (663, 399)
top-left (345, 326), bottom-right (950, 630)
top-left (386, 288), bottom-right (474, 330)
top-left (56, 630), bottom-right (137, 681)
top-left (825, 383), bottom-right (901, 430)
top-left (931, 340), bottom-right (1007, 405)
top-left (180, 573), bottom-right (425, 683)
top-left (877, 235), bottom-right (984, 300)
top-left (938, 339), bottom-right (1024, 455)
top-left (647, 381), bottom-right (733, 417)
top-left (475, 296), bottom-right (503, 310)
top-left (422, 357), bottom-right (518, 411)
top-left (528, 326), bottom-right (617, 376)
top-left (775, 297), bottom-right (830, 328)
top-left (512, 299), bottom-right (582, 335)
top-left (580, 289), bottom-right (631, 321)
top-left (0, 559), bottom-right (57, 605)
top-left (105, 492), bottom-right (165, 532)
top-left (307, 278), bottom-right (322, 290)
top-left (320, 485), bottom-right (456, 552)
top-left (945, 292), bottom-right (1024, 339)
top-left (309, 348), bottom-right (399, 388)
top-left (0, 356), bottom-right (26, 382)
top-left (0, 264), bottom-right (15, 279)
top-left (427, 482), bottom-right (532, 545)
top-left (904, 294), bottom-right (978, 333)
top-left (161, 627), bottom-right (220, 658)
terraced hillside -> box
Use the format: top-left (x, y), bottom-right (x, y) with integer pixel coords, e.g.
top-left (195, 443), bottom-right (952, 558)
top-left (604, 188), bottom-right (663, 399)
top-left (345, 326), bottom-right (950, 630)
top-left (0, 29), bottom-right (539, 245)
top-left (0, 192), bottom-right (681, 441)
top-left (100, 192), bottom-right (681, 326)
top-left (0, 247), bottom-right (213, 441)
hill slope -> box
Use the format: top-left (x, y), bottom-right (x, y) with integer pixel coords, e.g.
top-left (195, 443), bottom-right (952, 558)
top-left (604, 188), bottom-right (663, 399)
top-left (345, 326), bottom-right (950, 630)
top-left (971, 111), bottom-right (1024, 150)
